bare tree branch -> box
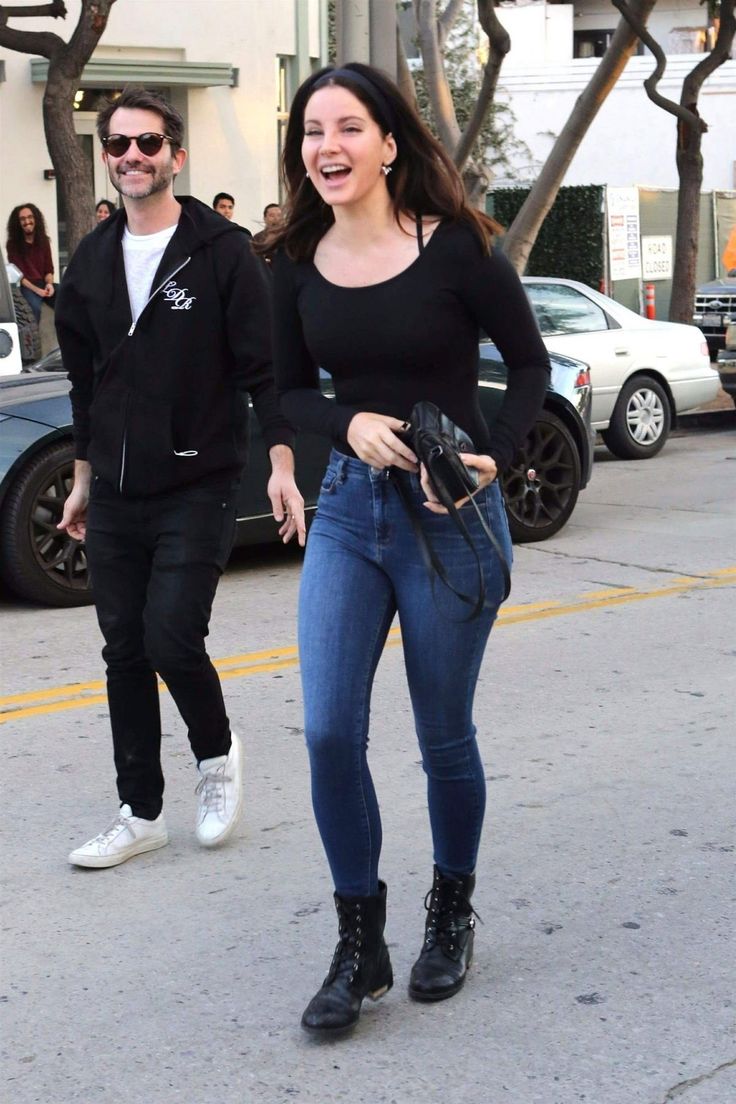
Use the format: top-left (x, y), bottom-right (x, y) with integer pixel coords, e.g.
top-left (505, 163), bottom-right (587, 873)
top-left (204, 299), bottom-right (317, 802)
top-left (454, 0), bottom-right (510, 169)
top-left (438, 0), bottom-right (464, 49)
top-left (612, 0), bottom-right (704, 130)
top-left (415, 0), bottom-right (462, 152)
top-left (503, 0), bottom-right (657, 273)
top-left (397, 22), bottom-right (418, 108)
top-left (0, 0), bottom-right (66, 57)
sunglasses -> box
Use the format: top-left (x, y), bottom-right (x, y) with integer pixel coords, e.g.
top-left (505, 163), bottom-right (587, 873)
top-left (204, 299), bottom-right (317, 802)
top-left (101, 132), bottom-right (176, 157)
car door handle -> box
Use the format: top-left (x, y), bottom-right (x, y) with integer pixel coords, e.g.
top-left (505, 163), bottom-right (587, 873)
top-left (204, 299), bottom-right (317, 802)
top-left (614, 348), bottom-right (629, 356)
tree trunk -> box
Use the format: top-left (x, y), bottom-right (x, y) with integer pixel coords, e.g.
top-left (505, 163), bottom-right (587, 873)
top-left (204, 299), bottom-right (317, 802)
top-left (670, 123), bottom-right (703, 322)
top-left (502, 0), bottom-right (657, 273)
top-left (0, 0), bottom-right (117, 257)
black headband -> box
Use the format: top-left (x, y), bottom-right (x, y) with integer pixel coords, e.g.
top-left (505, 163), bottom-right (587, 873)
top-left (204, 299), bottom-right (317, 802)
top-left (315, 67), bottom-right (397, 137)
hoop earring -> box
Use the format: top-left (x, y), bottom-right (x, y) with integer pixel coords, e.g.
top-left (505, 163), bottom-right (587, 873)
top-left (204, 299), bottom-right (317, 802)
top-left (382, 164), bottom-right (392, 176)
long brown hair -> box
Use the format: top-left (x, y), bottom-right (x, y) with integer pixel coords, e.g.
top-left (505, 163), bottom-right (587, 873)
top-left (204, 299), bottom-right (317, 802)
top-left (259, 62), bottom-right (499, 262)
top-left (6, 203), bottom-right (49, 254)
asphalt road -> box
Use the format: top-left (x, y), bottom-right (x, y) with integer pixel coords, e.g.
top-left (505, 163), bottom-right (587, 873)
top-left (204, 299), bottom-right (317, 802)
top-left (1, 424), bottom-right (734, 1104)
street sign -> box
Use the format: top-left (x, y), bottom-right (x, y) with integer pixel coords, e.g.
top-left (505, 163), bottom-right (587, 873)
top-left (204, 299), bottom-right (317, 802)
top-left (607, 187), bottom-right (641, 281)
top-left (641, 235), bottom-right (673, 280)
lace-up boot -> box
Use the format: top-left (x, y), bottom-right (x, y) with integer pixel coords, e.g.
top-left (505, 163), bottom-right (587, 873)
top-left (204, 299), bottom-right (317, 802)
top-left (195, 731), bottom-right (243, 847)
top-left (68, 805), bottom-right (169, 868)
top-left (408, 866), bottom-right (477, 1002)
top-left (301, 880), bottom-right (393, 1036)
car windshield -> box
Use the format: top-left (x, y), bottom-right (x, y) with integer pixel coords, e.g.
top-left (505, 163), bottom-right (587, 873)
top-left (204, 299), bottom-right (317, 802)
top-left (525, 283), bottom-right (609, 336)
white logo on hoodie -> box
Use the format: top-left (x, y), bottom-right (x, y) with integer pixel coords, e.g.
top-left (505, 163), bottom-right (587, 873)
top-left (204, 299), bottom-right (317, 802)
top-left (162, 279), bottom-right (196, 311)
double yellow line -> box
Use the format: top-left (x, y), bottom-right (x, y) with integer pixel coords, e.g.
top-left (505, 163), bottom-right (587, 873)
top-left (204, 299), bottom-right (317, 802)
top-left (2, 566), bottom-right (733, 726)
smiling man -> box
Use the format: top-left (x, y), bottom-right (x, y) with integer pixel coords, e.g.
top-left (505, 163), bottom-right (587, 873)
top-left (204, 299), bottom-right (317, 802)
top-left (55, 87), bottom-right (305, 869)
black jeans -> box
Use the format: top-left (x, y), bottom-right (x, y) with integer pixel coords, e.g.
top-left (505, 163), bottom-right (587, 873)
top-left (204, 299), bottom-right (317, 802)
top-left (85, 475), bottom-right (239, 819)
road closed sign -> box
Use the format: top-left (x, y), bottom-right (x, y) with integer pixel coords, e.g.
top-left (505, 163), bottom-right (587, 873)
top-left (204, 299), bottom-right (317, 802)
top-left (641, 235), bottom-right (673, 280)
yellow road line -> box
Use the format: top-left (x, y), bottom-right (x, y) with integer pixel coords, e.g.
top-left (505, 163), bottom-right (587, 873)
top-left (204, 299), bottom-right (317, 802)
top-left (1, 568), bottom-right (733, 725)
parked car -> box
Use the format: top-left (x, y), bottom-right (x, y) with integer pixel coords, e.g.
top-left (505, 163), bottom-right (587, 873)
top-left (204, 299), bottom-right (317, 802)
top-left (693, 274), bottom-right (736, 359)
top-left (716, 321), bottom-right (736, 397)
top-left (1, 262), bottom-right (41, 372)
top-left (523, 277), bottom-right (720, 460)
top-left (0, 345), bottom-right (593, 607)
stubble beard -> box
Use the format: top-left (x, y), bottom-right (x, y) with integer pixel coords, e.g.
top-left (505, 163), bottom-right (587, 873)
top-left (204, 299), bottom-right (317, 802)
top-left (109, 162), bottom-right (174, 201)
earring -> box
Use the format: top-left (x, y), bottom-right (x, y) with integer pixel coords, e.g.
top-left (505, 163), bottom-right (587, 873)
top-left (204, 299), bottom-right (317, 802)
top-left (382, 164), bottom-right (392, 176)
top-left (305, 172), bottom-right (310, 180)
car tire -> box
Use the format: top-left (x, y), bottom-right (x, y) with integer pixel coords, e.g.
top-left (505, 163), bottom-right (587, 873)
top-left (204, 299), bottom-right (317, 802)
top-left (0, 440), bottom-right (93, 607)
top-left (11, 287), bottom-right (42, 364)
top-left (502, 410), bottom-right (582, 543)
top-left (602, 374), bottom-right (671, 460)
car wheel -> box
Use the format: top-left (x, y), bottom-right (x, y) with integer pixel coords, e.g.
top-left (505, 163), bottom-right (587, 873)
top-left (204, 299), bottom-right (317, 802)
top-left (502, 410), bottom-right (581, 543)
top-left (0, 440), bottom-right (93, 607)
top-left (602, 374), bottom-right (671, 460)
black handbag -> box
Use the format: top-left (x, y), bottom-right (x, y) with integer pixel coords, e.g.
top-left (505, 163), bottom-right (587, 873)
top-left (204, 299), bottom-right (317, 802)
top-left (393, 401), bottom-right (511, 618)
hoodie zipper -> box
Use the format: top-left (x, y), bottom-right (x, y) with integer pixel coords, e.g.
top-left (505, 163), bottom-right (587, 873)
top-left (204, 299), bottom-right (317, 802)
top-left (127, 256), bottom-right (191, 336)
top-left (118, 256), bottom-right (192, 491)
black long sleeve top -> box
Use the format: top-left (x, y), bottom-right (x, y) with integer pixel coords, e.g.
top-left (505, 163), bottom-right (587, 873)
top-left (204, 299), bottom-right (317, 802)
top-left (271, 219), bottom-right (551, 473)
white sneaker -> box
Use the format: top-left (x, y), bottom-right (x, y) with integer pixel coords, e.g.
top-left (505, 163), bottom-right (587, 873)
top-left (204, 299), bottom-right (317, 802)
top-left (195, 731), bottom-right (243, 847)
top-left (68, 805), bottom-right (169, 869)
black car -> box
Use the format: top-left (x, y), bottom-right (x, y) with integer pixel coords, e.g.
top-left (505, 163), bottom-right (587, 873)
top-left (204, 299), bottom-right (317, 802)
top-left (1, 346), bottom-right (593, 607)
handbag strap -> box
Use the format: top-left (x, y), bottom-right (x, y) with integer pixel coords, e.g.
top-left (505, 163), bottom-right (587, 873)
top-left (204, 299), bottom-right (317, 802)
top-left (391, 474), bottom-right (511, 619)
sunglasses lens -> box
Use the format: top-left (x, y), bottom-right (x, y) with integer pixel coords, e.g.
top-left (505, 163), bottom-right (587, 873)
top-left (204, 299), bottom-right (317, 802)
top-left (104, 135), bottom-right (130, 157)
top-left (137, 134), bottom-right (166, 156)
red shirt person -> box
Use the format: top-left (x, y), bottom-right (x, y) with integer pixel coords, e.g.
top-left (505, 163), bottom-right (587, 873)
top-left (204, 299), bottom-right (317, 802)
top-left (6, 204), bottom-right (56, 322)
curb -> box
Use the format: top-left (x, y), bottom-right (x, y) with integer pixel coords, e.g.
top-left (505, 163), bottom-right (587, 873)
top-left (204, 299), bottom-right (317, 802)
top-left (676, 406), bottom-right (736, 429)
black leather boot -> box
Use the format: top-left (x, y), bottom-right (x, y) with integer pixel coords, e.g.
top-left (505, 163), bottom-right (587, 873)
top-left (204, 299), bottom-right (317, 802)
top-left (408, 866), bottom-right (477, 1002)
top-left (301, 880), bottom-right (393, 1036)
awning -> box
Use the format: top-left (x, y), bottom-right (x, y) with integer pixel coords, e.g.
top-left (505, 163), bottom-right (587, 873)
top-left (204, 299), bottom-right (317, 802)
top-left (30, 58), bottom-right (236, 88)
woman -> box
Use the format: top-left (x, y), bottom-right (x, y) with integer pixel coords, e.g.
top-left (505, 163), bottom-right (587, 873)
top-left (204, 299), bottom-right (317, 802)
top-left (268, 63), bottom-right (550, 1037)
top-left (6, 203), bottom-right (55, 322)
top-left (95, 198), bottom-right (116, 221)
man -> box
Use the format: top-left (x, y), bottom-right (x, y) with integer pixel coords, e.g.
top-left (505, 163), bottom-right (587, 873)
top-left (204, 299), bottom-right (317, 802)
top-left (56, 87), bottom-right (305, 869)
top-left (5, 203), bottom-right (56, 322)
top-left (252, 203), bottom-right (284, 244)
top-left (213, 191), bottom-right (252, 237)
top-left (212, 192), bottom-right (235, 220)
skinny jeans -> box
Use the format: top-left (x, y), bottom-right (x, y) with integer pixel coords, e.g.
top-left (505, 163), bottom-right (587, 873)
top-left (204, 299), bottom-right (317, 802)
top-left (298, 451), bottom-right (512, 897)
top-left (85, 475), bottom-right (239, 819)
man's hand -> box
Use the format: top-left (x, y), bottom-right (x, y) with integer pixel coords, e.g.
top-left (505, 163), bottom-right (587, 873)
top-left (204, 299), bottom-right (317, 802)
top-left (267, 445), bottom-right (306, 546)
top-left (44, 282), bottom-right (55, 299)
top-left (57, 460), bottom-right (92, 541)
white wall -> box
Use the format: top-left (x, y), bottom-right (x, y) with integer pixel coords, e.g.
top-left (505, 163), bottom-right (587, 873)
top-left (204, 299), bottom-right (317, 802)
top-left (1, 0), bottom-right (324, 266)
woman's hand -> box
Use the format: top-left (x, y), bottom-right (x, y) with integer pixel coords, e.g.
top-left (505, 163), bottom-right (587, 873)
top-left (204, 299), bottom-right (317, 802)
top-left (347, 412), bottom-right (418, 472)
top-left (421, 452), bottom-right (497, 515)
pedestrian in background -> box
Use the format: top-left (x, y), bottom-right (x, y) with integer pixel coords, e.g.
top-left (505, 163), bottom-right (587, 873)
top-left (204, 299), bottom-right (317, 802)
top-left (267, 62), bottom-right (550, 1037)
top-left (213, 191), bottom-right (253, 237)
top-left (252, 202), bottom-right (284, 244)
top-left (95, 199), bottom-right (116, 221)
top-left (5, 203), bottom-right (56, 322)
top-left (56, 87), bottom-right (305, 870)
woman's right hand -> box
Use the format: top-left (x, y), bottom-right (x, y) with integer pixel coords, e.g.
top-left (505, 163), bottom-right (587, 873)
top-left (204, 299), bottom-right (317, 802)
top-left (347, 412), bottom-right (418, 471)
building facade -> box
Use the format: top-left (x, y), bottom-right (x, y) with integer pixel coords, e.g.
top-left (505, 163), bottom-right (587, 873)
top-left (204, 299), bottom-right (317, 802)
top-left (1, 0), bottom-right (327, 270)
top-left (491, 0), bottom-right (736, 191)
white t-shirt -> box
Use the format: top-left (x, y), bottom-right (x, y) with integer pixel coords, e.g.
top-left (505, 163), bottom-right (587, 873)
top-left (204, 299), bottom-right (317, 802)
top-left (122, 223), bottom-right (178, 323)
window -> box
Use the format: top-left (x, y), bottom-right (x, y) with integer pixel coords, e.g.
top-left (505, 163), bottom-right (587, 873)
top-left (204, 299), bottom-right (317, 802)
top-left (525, 283), bottom-right (609, 335)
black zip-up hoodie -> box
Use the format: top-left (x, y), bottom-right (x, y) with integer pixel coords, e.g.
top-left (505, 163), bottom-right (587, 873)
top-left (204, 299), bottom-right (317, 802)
top-left (55, 197), bottom-right (294, 496)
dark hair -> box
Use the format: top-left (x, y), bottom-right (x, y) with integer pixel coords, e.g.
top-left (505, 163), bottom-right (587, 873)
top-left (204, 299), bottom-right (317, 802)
top-left (263, 202), bottom-right (281, 217)
top-left (6, 203), bottom-right (48, 254)
top-left (95, 199), bottom-right (116, 216)
top-left (96, 87), bottom-right (185, 151)
top-left (265, 62), bottom-right (498, 262)
top-left (213, 192), bottom-right (235, 209)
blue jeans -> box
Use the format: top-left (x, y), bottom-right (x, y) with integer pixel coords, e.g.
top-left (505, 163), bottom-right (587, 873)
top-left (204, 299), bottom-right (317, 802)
top-left (298, 451), bottom-right (513, 897)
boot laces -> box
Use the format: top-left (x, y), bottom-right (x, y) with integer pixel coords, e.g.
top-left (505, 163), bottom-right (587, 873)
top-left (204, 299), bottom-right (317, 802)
top-left (423, 883), bottom-right (481, 955)
top-left (326, 902), bottom-right (364, 987)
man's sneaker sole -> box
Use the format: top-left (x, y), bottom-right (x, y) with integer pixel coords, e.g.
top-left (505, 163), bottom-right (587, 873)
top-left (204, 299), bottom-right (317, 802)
top-left (68, 832), bottom-right (169, 869)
